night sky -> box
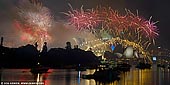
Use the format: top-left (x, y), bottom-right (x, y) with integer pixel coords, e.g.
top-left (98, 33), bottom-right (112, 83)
top-left (0, 0), bottom-right (170, 49)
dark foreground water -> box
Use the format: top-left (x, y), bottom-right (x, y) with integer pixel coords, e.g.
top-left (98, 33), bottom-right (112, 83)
top-left (1, 64), bottom-right (170, 85)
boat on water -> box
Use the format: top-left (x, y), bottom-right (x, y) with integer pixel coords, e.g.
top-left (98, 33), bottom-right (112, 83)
top-left (82, 68), bottom-right (120, 82)
top-left (135, 62), bottom-right (151, 69)
top-left (157, 63), bottom-right (166, 68)
top-left (30, 65), bottom-right (49, 74)
top-left (75, 64), bottom-right (86, 71)
top-left (168, 66), bottom-right (170, 69)
top-left (116, 63), bottom-right (131, 72)
top-left (75, 67), bottom-right (86, 71)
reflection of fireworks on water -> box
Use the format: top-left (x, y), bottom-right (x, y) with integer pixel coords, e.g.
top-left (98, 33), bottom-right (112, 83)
top-left (14, 0), bottom-right (53, 50)
top-left (65, 5), bottom-right (159, 62)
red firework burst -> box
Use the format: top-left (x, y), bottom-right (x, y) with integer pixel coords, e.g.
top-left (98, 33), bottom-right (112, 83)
top-left (64, 5), bottom-right (159, 39)
top-left (64, 5), bottom-right (100, 30)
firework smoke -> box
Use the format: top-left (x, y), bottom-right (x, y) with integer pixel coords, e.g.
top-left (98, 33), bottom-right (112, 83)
top-left (14, 0), bottom-right (53, 50)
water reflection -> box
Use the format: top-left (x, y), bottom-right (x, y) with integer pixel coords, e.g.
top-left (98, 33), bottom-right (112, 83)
top-left (1, 65), bottom-right (170, 85)
top-left (32, 73), bottom-right (45, 85)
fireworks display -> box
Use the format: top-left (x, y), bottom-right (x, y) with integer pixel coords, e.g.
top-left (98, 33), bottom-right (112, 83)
top-left (11, 0), bottom-right (159, 62)
top-left (65, 6), bottom-right (159, 40)
top-left (65, 5), bottom-right (159, 62)
top-left (63, 4), bottom-right (100, 31)
top-left (14, 0), bottom-right (53, 50)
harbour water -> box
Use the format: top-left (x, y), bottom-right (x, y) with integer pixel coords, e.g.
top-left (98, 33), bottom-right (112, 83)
top-left (1, 64), bottom-right (170, 85)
